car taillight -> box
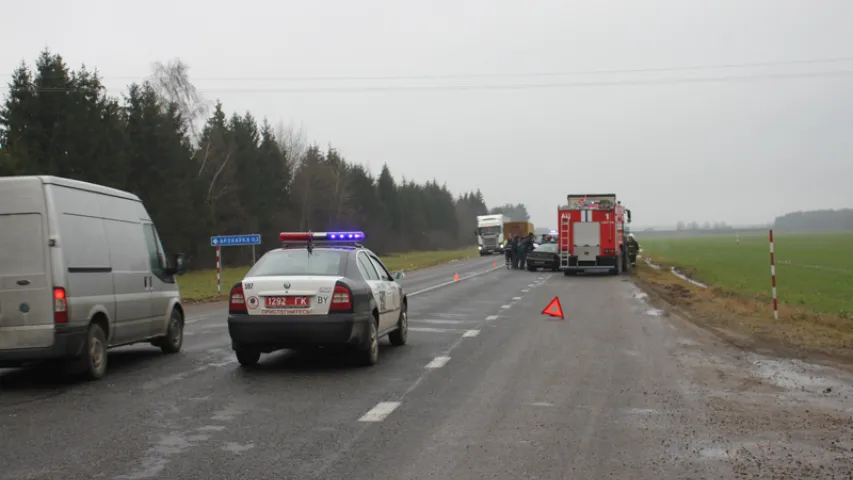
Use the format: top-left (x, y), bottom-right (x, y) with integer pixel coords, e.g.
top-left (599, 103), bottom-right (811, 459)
top-left (229, 284), bottom-right (247, 314)
top-left (53, 287), bottom-right (68, 324)
top-left (603, 248), bottom-right (616, 256)
top-left (329, 284), bottom-right (353, 312)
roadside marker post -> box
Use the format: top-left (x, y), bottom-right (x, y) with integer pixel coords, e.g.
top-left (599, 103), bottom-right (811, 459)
top-left (541, 296), bottom-right (564, 319)
top-left (211, 234), bottom-right (262, 295)
top-left (769, 230), bottom-right (779, 320)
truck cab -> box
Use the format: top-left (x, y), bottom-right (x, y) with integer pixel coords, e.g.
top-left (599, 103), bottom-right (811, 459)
top-left (475, 214), bottom-right (507, 255)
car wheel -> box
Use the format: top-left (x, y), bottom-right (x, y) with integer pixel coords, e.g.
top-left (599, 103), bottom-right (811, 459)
top-left (358, 318), bottom-right (379, 366)
top-left (388, 304), bottom-right (408, 346)
top-left (236, 350), bottom-right (261, 367)
top-left (160, 309), bottom-right (184, 354)
top-left (69, 322), bottom-right (108, 380)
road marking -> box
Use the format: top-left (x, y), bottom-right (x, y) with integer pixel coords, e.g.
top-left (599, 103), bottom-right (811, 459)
top-left (522, 289), bottom-right (530, 293)
top-left (425, 356), bottom-right (451, 369)
top-left (527, 284), bottom-right (535, 287)
top-left (409, 326), bottom-right (458, 333)
top-left (485, 315), bottom-right (499, 321)
top-left (501, 304), bottom-right (512, 309)
top-left (463, 329), bottom-right (480, 337)
top-left (358, 401), bottom-right (401, 422)
top-left (414, 319), bottom-right (467, 325)
top-left (209, 359), bottom-right (237, 368)
top-left (512, 296), bottom-right (522, 300)
top-left (409, 266), bottom-right (501, 297)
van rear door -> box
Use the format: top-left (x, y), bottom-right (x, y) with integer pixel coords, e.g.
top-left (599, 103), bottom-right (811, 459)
top-left (0, 189), bottom-right (55, 350)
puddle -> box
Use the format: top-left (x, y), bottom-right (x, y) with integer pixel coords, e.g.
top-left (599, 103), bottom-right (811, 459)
top-left (633, 292), bottom-right (649, 300)
top-left (644, 258), bottom-right (662, 270)
top-left (670, 267), bottom-right (707, 288)
top-left (698, 446), bottom-right (731, 459)
top-left (645, 308), bottom-right (664, 316)
top-left (750, 356), bottom-right (853, 412)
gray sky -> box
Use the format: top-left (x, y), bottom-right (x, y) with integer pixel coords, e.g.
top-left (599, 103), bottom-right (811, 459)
top-left (2, 0), bottom-right (852, 229)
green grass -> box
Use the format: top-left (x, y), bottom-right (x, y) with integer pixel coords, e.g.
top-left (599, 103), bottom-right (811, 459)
top-left (640, 232), bottom-right (853, 318)
top-left (177, 246), bottom-right (480, 302)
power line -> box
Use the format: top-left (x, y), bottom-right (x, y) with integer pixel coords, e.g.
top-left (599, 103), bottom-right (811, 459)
top-left (3, 55), bottom-right (853, 82)
top-left (17, 69), bottom-right (853, 94)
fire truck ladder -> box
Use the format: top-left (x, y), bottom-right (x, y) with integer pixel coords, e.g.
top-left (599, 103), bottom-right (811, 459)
top-left (559, 213), bottom-right (571, 268)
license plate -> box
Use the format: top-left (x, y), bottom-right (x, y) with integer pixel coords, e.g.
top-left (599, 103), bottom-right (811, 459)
top-left (264, 296), bottom-right (310, 308)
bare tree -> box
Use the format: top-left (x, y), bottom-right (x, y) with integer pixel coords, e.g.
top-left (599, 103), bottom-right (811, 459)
top-left (275, 120), bottom-right (308, 176)
top-left (149, 59), bottom-right (209, 144)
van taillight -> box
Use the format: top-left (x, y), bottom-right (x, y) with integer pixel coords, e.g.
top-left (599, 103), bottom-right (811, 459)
top-left (53, 287), bottom-right (68, 324)
top-left (229, 284), bottom-right (247, 314)
top-left (329, 284), bottom-right (353, 313)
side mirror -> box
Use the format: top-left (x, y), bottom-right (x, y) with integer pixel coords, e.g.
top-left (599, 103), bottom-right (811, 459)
top-left (627, 209), bottom-right (632, 223)
top-left (391, 270), bottom-right (405, 281)
top-left (168, 253), bottom-right (187, 276)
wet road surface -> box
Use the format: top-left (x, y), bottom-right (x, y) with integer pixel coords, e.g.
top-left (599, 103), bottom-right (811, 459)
top-left (2, 255), bottom-right (852, 479)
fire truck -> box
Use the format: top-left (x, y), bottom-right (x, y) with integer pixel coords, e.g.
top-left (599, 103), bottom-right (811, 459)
top-left (557, 193), bottom-right (632, 275)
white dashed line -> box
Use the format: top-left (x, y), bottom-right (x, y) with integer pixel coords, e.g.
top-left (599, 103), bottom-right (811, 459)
top-left (409, 266), bottom-right (501, 297)
top-left (425, 356), bottom-right (451, 369)
top-left (527, 284), bottom-right (535, 287)
top-left (358, 402), bottom-right (401, 422)
top-left (416, 319), bottom-right (467, 325)
top-left (463, 330), bottom-right (480, 338)
top-left (500, 304), bottom-right (511, 309)
top-left (485, 315), bottom-right (499, 321)
top-left (522, 289), bottom-right (530, 293)
top-left (512, 296), bottom-right (522, 300)
top-left (409, 326), bottom-right (458, 333)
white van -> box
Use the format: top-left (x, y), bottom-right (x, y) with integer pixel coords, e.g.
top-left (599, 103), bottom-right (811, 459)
top-left (0, 176), bottom-right (188, 380)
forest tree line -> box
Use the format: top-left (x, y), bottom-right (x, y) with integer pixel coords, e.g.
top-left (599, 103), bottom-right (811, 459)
top-left (0, 50), bottom-right (492, 268)
top-left (773, 209), bottom-right (853, 232)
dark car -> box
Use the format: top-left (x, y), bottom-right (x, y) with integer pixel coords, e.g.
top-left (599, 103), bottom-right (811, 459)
top-left (227, 231), bottom-right (408, 368)
top-left (526, 242), bottom-right (560, 272)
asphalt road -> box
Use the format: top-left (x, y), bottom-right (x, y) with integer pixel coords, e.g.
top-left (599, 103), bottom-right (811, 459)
top-left (2, 254), bottom-right (852, 479)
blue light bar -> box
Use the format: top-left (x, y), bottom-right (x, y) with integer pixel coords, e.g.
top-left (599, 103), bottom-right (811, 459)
top-left (280, 231), bottom-right (365, 242)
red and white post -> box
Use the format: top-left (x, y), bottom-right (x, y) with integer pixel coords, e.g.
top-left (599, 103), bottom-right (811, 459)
top-left (216, 246), bottom-right (222, 295)
top-left (769, 230), bottom-right (778, 320)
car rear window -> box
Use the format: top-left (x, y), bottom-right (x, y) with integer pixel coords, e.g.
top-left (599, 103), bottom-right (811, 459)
top-left (246, 249), bottom-right (347, 277)
top-left (535, 243), bottom-right (558, 253)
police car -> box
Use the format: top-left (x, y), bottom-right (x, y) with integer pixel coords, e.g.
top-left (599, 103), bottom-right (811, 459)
top-left (227, 231), bottom-right (408, 367)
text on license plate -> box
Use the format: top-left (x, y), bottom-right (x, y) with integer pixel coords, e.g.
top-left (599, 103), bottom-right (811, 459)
top-left (265, 296), bottom-right (310, 308)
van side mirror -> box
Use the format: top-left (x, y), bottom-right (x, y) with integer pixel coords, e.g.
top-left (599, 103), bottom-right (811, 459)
top-left (391, 270), bottom-right (405, 281)
top-left (627, 210), bottom-right (632, 223)
top-left (167, 253), bottom-right (187, 276)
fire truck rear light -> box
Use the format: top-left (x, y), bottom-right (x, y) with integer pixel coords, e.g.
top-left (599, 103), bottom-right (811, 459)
top-left (53, 287), bottom-right (68, 324)
top-left (604, 248), bottom-right (616, 255)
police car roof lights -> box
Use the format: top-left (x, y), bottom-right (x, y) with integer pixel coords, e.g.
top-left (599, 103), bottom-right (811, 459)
top-left (279, 231), bottom-right (365, 242)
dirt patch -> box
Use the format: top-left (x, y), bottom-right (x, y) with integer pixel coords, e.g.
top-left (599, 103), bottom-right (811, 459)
top-left (632, 264), bottom-right (853, 368)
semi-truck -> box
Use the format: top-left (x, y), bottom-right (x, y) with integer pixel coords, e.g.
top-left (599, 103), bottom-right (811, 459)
top-left (475, 214), bottom-right (508, 255)
top-left (557, 194), bottom-right (632, 275)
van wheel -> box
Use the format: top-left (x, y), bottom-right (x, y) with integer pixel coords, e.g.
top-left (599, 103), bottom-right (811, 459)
top-left (236, 350), bottom-right (261, 367)
top-left (68, 323), bottom-right (108, 380)
top-left (160, 309), bottom-right (184, 354)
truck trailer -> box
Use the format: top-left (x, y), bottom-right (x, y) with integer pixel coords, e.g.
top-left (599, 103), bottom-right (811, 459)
top-left (503, 221), bottom-right (535, 240)
top-left (476, 214), bottom-right (508, 255)
top-left (557, 194), bottom-right (632, 275)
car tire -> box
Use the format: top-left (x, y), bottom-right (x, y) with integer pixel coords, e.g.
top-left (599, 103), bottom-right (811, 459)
top-left (527, 266), bottom-right (536, 272)
top-left (236, 350), bottom-right (261, 367)
top-left (159, 309), bottom-right (184, 354)
top-left (357, 318), bottom-right (379, 367)
top-left (68, 322), bottom-right (108, 381)
top-left (388, 304), bottom-right (408, 346)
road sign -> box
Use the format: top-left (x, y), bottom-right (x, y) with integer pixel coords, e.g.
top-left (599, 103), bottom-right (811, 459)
top-left (210, 234), bottom-right (261, 247)
top-left (541, 296), bottom-right (564, 319)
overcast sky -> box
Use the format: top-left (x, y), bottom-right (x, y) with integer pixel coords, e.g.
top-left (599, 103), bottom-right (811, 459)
top-left (2, 0), bottom-right (852, 229)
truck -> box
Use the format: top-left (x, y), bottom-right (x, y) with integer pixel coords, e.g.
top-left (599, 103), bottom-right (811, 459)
top-left (557, 193), bottom-right (632, 275)
top-left (503, 221), bottom-right (535, 241)
top-left (475, 214), bottom-right (508, 255)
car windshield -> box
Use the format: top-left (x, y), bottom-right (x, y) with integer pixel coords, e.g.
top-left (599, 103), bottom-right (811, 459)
top-left (246, 249), bottom-right (347, 277)
top-left (534, 243), bottom-right (558, 253)
top-left (479, 226), bottom-right (501, 235)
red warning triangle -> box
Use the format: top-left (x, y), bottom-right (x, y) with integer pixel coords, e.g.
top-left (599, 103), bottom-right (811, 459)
top-left (541, 296), bottom-right (564, 319)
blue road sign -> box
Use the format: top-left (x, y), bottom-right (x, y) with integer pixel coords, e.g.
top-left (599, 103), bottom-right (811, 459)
top-left (211, 234), bottom-right (262, 247)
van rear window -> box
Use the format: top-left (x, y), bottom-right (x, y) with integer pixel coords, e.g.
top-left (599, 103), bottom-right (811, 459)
top-left (0, 214), bottom-right (46, 275)
top-left (247, 249), bottom-right (347, 277)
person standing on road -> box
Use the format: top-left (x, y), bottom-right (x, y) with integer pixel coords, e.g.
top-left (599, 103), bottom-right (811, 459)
top-left (510, 234), bottom-right (520, 269)
top-left (503, 238), bottom-right (513, 268)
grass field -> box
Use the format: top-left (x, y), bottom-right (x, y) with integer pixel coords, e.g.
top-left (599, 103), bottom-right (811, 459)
top-left (639, 232), bottom-right (853, 318)
top-left (178, 246), bottom-right (480, 302)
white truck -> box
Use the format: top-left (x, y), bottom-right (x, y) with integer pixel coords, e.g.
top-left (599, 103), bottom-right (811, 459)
top-left (475, 214), bottom-right (508, 255)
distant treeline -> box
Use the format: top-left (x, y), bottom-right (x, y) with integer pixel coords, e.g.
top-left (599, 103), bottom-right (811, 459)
top-left (0, 50), bottom-right (492, 268)
top-left (773, 209), bottom-right (853, 232)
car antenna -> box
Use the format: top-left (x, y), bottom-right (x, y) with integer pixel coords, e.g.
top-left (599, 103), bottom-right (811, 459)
top-left (306, 230), bottom-right (314, 254)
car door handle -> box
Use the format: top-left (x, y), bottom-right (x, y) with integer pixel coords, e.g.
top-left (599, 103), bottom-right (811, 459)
top-left (144, 277), bottom-right (148, 288)
top-left (16, 280), bottom-right (30, 286)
